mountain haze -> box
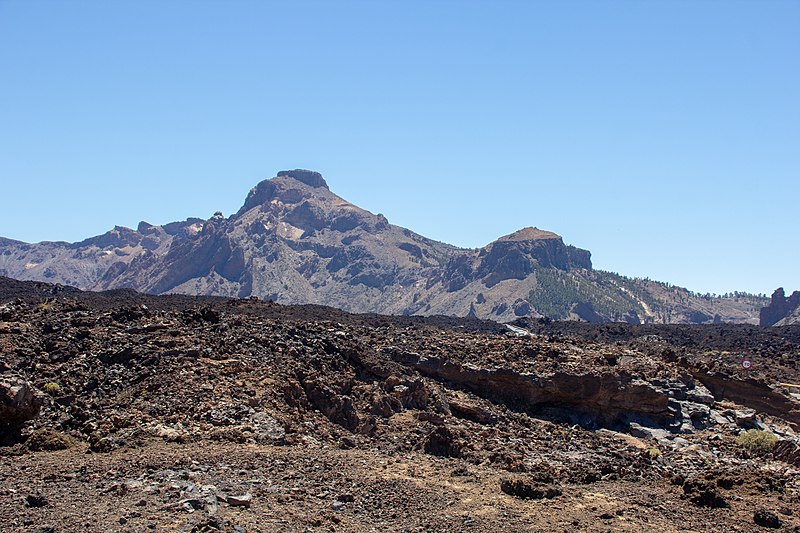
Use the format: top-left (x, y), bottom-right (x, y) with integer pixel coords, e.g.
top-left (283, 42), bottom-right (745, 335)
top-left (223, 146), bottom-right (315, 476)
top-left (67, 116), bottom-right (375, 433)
top-left (0, 170), bottom-right (766, 323)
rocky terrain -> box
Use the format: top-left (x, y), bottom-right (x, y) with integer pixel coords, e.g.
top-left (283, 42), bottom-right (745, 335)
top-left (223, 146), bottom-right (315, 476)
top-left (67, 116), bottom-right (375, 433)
top-left (2, 278), bottom-right (800, 531)
top-left (0, 169), bottom-right (767, 324)
top-left (762, 288), bottom-right (800, 327)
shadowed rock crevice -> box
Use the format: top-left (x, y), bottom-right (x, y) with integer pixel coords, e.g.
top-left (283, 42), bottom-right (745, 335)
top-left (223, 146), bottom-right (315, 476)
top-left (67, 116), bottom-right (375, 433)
top-left (388, 352), bottom-right (674, 426)
top-left (691, 371), bottom-right (800, 427)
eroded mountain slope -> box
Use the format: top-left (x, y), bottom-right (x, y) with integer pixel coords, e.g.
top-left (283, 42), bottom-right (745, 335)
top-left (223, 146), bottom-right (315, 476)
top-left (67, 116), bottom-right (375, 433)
top-left (0, 170), bottom-right (767, 323)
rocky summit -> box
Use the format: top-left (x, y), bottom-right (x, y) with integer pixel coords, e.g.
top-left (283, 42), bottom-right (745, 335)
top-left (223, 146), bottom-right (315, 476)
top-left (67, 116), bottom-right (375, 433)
top-left (761, 287), bottom-right (800, 326)
top-left (1, 278), bottom-right (799, 531)
top-left (0, 170), bottom-right (766, 324)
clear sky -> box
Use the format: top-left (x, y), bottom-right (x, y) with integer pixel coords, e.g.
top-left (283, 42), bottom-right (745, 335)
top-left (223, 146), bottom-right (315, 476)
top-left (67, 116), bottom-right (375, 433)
top-left (1, 0), bottom-right (797, 296)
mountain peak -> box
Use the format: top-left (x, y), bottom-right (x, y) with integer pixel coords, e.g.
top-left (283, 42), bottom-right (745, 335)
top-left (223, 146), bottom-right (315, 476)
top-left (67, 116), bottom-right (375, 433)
top-left (277, 169), bottom-right (328, 189)
top-left (0, 170), bottom-right (767, 325)
top-left (498, 227), bottom-right (561, 242)
top-left (238, 170), bottom-right (329, 215)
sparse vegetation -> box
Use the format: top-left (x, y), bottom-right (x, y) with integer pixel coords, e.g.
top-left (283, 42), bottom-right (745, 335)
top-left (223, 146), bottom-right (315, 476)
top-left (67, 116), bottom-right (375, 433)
top-left (525, 267), bottom-right (769, 322)
top-left (43, 382), bottom-right (61, 394)
top-left (736, 429), bottom-right (778, 453)
top-left (527, 268), bottom-right (648, 320)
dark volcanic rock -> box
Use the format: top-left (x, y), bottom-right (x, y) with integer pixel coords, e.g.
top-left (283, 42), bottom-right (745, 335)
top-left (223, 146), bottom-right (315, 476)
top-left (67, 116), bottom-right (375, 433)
top-left (500, 476), bottom-right (562, 500)
top-left (422, 426), bottom-right (462, 457)
top-left (682, 478), bottom-right (727, 508)
top-left (753, 508), bottom-right (781, 528)
top-left (0, 278), bottom-right (798, 531)
top-left (277, 169), bottom-right (329, 189)
top-left (0, 380), bottom-right (43, 433)
top-left (571, 302), bottom-right (608, 324)
top-left (760, 287), bottom-right (800, 326)
top-left (392, 352), bottom-right (673, 425)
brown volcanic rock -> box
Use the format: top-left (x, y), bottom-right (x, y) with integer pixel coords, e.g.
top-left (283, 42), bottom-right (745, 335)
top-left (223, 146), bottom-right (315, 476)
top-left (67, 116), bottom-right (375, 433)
top-left (0, 279), bottom-right (799, 530)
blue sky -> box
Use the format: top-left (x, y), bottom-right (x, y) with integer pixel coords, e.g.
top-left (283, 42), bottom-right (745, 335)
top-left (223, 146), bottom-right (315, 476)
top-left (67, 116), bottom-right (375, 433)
top-left (1, 0), bottom-right (797, 295)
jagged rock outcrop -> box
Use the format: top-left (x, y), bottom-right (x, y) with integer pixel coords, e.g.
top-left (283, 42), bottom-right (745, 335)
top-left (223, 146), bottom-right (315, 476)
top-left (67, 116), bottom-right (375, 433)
top-left (1, 379), bottom-right (43, 434)
top-left (0, 169), bottom-right (767, 323)
top-left (473, 228), bottom-right (591, 288)
top-left (760, 287), bottom-right (800, 326)
top-left (388, 350), bottom-right (678, 426)
top-left (570, 302), bottom-right (606, 324)
top-left (277, 169), bottom-right (328, 189)
top-left (691, 371), bottom-right (800, 427)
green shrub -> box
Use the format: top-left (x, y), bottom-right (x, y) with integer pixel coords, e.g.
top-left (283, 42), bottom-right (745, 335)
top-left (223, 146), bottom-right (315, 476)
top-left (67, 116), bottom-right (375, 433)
top-left (43, 382), bottom-right (61, 394)
top-left (736, 429), bottom-right (778, 453)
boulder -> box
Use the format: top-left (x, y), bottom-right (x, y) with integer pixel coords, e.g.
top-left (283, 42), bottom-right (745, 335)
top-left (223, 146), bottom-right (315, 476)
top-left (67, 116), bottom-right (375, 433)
top-left (500, 476), bottom-right (562, 500)
top-left (0, 380), bottom-right (43, 431)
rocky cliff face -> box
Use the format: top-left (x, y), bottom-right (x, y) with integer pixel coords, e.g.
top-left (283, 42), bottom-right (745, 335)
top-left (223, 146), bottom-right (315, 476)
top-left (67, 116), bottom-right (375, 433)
top-left (760, 288), bottom-right (800, 326)
top-left (0, 170), bottom-right (766, 323)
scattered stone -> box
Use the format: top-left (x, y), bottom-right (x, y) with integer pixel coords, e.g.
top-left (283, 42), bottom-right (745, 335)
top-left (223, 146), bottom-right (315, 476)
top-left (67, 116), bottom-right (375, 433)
top-left (773, 439), bottom-right (800, 466)
top-left (734, 409), bottom-right (758, 429)
top-left (185, 515), bottom-right (234, 533)
top-left (422, 426), bottom-right (462, 458)
top-left (250, 412), bottom-right (286, 444)
top-left (24, 494), bottom-right (49, 508)
top-left (753, 508), bottom-right (781, 529)
top-left (629, 423), bottom-right (670, 441)
top-left (682, 479), bottom-right (727, 508)
top-left (152, 424), bottom-right (187, 443)
top-left (338, 436), bottom-right (357, 449)
top-left (88, 436), bottom-right (115, 453)
top-left (448, 397), bottom-right (496, 425)
top-left (1, 276), bottom-right (799, 531)
top-left (225, 493), bottom-right (252, 508)
top-left (500, 477), bottom-right (561, 500)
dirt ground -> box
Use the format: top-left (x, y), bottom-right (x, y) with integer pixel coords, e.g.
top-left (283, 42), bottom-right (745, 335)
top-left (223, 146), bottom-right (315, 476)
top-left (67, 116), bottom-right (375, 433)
top-left (3, 439), bottom-right (796, 533)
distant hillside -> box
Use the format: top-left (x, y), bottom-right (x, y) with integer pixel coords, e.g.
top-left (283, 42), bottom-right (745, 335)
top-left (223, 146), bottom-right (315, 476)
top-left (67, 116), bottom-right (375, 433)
top-left (527, 269), bottom-right (766, 324)
top-left (0, 169), bottom-right (767, 324)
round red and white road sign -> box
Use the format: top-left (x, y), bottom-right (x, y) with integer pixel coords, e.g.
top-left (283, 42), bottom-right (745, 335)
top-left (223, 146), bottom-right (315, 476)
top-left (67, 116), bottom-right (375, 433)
top-left (742, 358), bottom-right (752, 369)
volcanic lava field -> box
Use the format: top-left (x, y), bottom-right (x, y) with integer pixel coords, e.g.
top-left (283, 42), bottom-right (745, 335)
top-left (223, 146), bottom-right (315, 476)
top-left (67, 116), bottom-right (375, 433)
top-left (2, 277), bottom-right (800, 532)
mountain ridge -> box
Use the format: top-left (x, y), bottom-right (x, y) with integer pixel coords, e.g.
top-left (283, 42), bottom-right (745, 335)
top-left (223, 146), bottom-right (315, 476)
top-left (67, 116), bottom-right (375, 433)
top-left (0, 170), bottom-right (767, 323)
